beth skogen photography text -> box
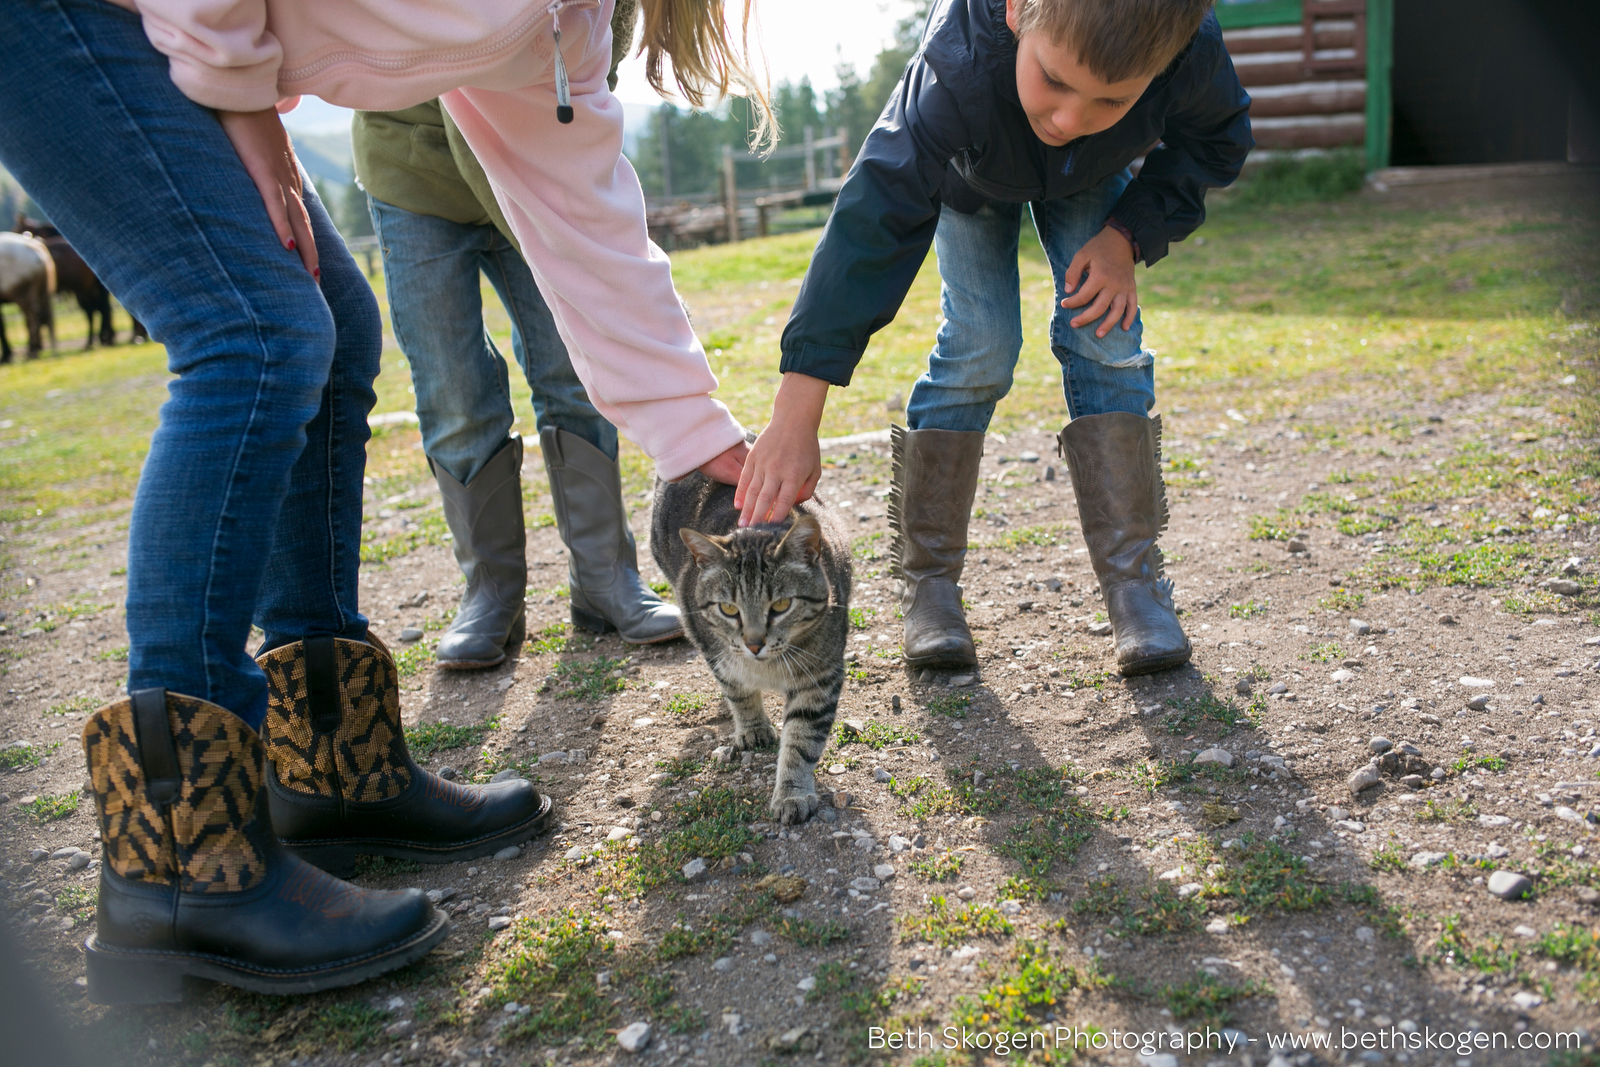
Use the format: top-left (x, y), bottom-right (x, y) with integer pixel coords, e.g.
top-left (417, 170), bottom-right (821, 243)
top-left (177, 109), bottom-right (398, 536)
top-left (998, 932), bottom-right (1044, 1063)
top-left (0, 0), bottom-right (1597, 1065)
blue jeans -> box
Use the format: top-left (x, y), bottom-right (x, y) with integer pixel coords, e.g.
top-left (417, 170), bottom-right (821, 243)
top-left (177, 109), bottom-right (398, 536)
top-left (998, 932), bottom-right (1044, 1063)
top-left (905, 170), bottom-right (1156, 432)
top-left (368, 197), bottom-right (615, 484)
top-left (0, 0), bottom-right (377, 730)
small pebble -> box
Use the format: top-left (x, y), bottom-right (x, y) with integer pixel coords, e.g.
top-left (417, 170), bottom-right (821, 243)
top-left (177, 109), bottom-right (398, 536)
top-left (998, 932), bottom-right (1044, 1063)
top-left (616, 1021), bottom-right (653, 1053)
top-left (1368, 736), bottom-right (1393, 755)
top-left (438, 766), bottom-right (459, 781)
top-left (398, 627), bottom-right (424, 643)
top-left (712, 957), bottom-right (733, 973)
top-left (489, 768), bottom-right (523, 783)
top-left (493, 846), bottom-right (522, 861)
top-left (1487, 871), bottom-right (1533, 900)
top-left (487, 915), bottom-right (513, 930)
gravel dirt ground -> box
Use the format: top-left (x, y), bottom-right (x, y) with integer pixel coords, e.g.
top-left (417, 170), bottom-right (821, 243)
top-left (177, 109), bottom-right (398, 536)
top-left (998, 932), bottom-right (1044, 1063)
top-left (1, 171), bottom-right (1598, 1067)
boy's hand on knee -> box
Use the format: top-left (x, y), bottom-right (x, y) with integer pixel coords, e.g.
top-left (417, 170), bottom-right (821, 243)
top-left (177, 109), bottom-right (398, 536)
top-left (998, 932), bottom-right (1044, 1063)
top-left (1060, 225), bottom-right (1138, 339)
top-left (736, 373), bottom-right (828, 527)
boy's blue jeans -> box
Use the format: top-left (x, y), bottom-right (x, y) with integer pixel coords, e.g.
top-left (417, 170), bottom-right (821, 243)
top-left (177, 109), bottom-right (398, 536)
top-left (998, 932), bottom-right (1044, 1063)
top-left (906, 169), bottom-right (1156, 432)
top-left (0, 0), bottom-right (374, 730)
top-left (368, 197), bottom-right (615, 485)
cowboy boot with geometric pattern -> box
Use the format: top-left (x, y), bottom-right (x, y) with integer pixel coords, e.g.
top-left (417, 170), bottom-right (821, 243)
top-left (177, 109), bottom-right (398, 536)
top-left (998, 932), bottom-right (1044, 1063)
top-left (81, 688), bottom-right (446, 1004)
top-left (256, 634), bottom-right (552, 877)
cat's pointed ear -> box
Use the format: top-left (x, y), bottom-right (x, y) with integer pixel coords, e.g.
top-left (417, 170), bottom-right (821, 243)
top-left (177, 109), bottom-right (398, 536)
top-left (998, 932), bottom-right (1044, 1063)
top-left (776, 511), bottom-right (822, 564)
top-left (680, 528), bottom-right (729, 565)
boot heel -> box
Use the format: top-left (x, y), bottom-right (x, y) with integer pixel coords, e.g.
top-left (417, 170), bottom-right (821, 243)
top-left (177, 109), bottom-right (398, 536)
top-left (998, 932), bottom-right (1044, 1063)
top-left (570, 606), bottom-right (615, 635)
top-left (506, 610), bottom-right (527, 647)
top-left (85, 941), bottom-right (188, 1005)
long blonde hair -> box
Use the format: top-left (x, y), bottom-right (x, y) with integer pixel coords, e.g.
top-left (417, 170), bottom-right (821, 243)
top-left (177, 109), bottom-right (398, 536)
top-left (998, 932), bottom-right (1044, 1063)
top-left (639, 0), bottom-right (774, 149)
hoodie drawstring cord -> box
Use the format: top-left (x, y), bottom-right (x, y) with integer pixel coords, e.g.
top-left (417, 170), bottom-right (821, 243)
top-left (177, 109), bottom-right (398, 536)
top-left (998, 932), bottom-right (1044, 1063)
top-left (549, 1), bottom-right (573, 124)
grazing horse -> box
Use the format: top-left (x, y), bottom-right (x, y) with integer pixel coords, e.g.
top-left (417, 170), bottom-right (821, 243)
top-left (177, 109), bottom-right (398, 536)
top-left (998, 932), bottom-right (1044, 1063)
top-left (0, 231), bottom-right (55, 362)
top-left (13, 215), bottom-right (146, 346)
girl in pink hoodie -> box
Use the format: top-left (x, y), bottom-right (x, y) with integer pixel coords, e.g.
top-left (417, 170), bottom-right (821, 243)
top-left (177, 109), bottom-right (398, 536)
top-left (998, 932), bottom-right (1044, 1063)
top-left (0, 0), bottom-right (763, 1004)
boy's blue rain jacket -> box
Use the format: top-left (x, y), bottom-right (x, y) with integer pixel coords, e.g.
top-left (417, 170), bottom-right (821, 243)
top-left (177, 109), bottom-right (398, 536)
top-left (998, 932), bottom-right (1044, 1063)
top-left (778, 0), bottom-right (1254, 387)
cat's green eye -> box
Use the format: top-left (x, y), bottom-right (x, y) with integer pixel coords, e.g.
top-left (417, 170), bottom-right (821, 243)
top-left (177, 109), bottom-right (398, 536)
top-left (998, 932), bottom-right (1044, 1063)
top-left (769, 598), bottom-right (792, 613)
top-left (718, 602), bottom-right (740, 617)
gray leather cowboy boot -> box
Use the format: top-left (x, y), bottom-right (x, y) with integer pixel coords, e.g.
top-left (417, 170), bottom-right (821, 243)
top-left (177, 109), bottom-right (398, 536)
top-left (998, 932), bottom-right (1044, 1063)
top-left (540, 427), bottom-right (683, 644)
top-left (431, 435), bottom-right (527, 669)
top-left (1057, 412), bottom-right (1192, 676)
top-left (889, 425), bottom-right (985, 670)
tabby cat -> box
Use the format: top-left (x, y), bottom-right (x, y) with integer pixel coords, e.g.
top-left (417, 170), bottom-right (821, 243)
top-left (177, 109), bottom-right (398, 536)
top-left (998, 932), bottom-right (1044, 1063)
top-left (651, 473), bottom-right (851, 824)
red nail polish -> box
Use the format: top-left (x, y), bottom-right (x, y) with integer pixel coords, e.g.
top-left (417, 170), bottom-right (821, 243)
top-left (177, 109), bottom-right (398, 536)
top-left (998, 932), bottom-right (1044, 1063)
top-left (313, 267), bottom-right (321, 279)
top-left (287, 238), bottom-right (296, 250)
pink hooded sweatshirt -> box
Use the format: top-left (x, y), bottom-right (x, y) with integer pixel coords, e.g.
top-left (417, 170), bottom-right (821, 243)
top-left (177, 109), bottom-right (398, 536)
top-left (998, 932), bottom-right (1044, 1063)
top-left (103, 0), bottom-right (745, 480)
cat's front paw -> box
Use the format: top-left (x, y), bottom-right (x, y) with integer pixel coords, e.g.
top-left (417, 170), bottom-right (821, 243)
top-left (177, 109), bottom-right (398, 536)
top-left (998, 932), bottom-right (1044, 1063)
top-left (771, 789), bottom-right (820, 826)
top-left (734, 721), bottom-right (778, 750)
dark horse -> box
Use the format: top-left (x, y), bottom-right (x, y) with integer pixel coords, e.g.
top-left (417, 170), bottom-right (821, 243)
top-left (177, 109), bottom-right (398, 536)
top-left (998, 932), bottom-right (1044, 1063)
top-left (12, 214), bottom-right (146, 348)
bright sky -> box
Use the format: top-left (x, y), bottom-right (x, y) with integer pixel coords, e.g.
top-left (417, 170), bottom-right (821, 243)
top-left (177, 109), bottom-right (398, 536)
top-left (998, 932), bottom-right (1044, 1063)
top-left (282, 0), bottom-right (919, 134)
top-left (612, 0), bottom-right (917, 107)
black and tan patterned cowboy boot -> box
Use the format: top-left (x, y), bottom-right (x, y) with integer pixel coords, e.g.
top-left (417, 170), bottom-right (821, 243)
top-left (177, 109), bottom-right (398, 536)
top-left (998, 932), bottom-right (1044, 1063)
top-left (1058, 412), bottom-right (1192, 675)
top-left (889, 425), bottom-right (986, 670)
top-left (81, 688), bottom-right (446, 1004)
top-left (257, 634), bottom-right (552, 876)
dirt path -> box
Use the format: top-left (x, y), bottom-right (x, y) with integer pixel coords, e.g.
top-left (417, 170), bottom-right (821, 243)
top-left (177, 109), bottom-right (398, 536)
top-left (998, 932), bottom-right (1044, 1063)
top-left (1, 177), bottom-right (1598, 1067)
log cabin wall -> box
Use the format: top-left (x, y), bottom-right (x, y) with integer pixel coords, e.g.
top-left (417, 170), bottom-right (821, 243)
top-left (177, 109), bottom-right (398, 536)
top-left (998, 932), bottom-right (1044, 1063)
top-left (1219, 0), bottom-right (1375, 156)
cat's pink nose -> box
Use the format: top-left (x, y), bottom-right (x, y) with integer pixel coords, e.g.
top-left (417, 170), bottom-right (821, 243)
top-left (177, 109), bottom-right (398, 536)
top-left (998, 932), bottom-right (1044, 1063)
top-left (745, 641), bottom-right (764, 655)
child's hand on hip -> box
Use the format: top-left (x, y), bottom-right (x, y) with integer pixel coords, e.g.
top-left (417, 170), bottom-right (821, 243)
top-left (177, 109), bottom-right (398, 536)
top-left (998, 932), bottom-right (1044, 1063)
top-left (1059, 225), bottom-right (1138, 338)
top-left (736, 372), bottom-right (828, 527)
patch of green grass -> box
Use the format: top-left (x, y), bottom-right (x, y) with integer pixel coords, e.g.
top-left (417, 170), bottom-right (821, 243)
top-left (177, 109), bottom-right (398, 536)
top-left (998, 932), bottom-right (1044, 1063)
top-left (1160, 692), bottom-right (1261, 736)
top-left (1229, 148), bottom-right (1364, 207)
top-left (487, 910), bottom-right (617, 1044)
top-left (833, 718), bottom-right (920, 750)
top-left (851, 532), bottom-right (885, 562)
top-left (1452, 753), bottom-right (1508, 774)
top-left (1369, 842), bottom-right (1409, 872)
top-left (1416, 798), bottom-right (1479, 823)
top-left (1228, 599), bottom-right (1268, 619)
top-left (662, 692), bottom-right (710, 715)
top-left (54, 884), bottom-right (97, 919)
top-left (44, 695), bottom-right (100, 717)
top-left (0, 740), bottom-right (55, 770)
top-left (995, 814), bottom-right (1094, 883)
top-left (898, 895), bottom-right (1014, 947)
top-left (954, 939), bottom-right (1108, 1032)
top-left (1157, 972), bottom-right (1275, 1028)
top-left (1432, 913), bottom-right (1522, 976)
top-left (592, 787), bottom-right (762, 898)
top-left (91, 645), bottom-right (128, 663)
top-left (982, 523), bottom-right (1066, 550)
top-left (301, 1003), bottom-right (390, 1053)
top-left (1341, 882), bottom-right (1407, 938)
top-left (21, 792), bottom-right (79, 821)
top-left (1207, 836), bottom-right (1331, 913)
top-left (405, 720), bottom-right (490, 758)
top-left (551, 655), bottom-right (630, 701)
top-left (910, 850), bottom-right (965, 882)
top-left (1071, 877), bottom-right (1205, 938)
top-left (529, 621), bottom-right (583, 655)
top-left (1536, 922), bottom-right (1600, 1002)
top-left (657, 920), bottom-right (732, 961)
top-left (773, 914), bottom-right (853, 948)
top-left (1304, 641), bottom-right (1343, 662)
top-left (1247, 514), bottom-right (1294, 541)
top-left (926, 693), bottom-right (971, 718)
top-left (1318, 589), bottom-right (1366, 613)
top-left (360, 509), bottom-right (450, 564)
top-left (392, 641), bottom-right (434, 678)
top-left (848, 606), bottom-right (877, 629)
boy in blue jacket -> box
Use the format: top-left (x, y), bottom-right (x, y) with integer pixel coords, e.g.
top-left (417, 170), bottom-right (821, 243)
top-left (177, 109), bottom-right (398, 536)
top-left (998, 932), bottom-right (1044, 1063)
top-left (737, 0), bottom-right (1251, 677)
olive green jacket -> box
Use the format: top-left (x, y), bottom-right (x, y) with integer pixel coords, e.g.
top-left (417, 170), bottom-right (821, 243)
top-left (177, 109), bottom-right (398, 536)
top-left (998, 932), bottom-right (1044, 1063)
top-left (351, 0), bottom-right (638, 250)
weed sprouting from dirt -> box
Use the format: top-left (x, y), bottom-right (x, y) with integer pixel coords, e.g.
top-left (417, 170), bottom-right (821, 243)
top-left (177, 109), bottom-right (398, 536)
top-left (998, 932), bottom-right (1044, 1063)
top-left (899, 895), bottom-right (1014, 947)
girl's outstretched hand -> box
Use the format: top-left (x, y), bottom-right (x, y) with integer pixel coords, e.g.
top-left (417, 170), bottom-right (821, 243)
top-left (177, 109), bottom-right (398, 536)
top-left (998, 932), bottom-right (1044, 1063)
top-left (217, 107), bottom-right (318, 279)
top-left (735, 372), bottom-right (829, 527)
